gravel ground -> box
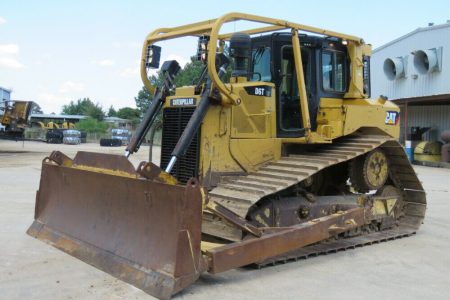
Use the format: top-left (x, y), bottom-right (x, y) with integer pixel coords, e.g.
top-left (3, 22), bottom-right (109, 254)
top-left (0, 140), bottom-right (449, 300)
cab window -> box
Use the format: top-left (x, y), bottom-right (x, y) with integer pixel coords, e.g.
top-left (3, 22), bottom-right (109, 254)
top-left (322, 51), bottom-right (346, 92)
top-left (251, 47), bottom-right (271, 81)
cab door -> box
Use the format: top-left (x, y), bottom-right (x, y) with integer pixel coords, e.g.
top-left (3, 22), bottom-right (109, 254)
top-left (276, 45), bottom-right (314, 138)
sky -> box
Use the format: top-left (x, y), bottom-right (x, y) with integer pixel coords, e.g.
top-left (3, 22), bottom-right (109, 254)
top-left (1, 0), bottom-right (449, 113)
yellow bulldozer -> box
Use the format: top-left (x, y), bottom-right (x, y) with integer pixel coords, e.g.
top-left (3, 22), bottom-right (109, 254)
top-left (0, 100), bottom-right (34, 139)
top-left (27, 13), bottom-right (426, 299)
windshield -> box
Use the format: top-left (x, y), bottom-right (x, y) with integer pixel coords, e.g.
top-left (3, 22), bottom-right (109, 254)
top-left (251, 47), bottom-right (271, 82)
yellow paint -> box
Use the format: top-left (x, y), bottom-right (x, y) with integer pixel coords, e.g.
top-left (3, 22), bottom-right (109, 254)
top-left (157, 171), bottom-right (178, 185)
top-left (414, 141), bottom-right (442, 162)
top-left (230, 139), bottom-right (281, 173)
top-left (140, 12), bottom-right (363, 102)
top-left (314, 97), bottom-right (400, 140)
top-left (201, 241), bottom-right (225, 252)
top-left (414, 154), bottom-right (442, 162)
top-left (344, 42), bottom-right (371, 99)
top-left (200, 188), bottom-right (208, 210)
top-left (138, 13), bottom-right (401, 182)
top-left (292, 29), bottom-right (311, 136)
top-left (385, 198), bottom-right (397, 215)
top-left (230, 83), bottom-right (276, 139)
top-left (342, 98), bottom-right (399, 138)
top-left (72, 165), bottom-right (137, 178)
top-left (372, 197), bottom-right (397, 216)
top-left (61, 121), bottom-right (75, 129)
top-left (0, 100), bottom-right (32, 130)
top-left (372, 201), bottom-right (387, 216)
top-left (199, 102), bottom-right (243, 177)
top-left (197, 82), bottom-right (282, 176)
top-left (255, 214), bottom-right (269, 227)
top-left (366, 151), bottom-right (388, 188)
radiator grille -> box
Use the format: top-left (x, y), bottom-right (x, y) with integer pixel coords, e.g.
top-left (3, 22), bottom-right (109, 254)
top-left (160, 107), bottom-right (200, 184)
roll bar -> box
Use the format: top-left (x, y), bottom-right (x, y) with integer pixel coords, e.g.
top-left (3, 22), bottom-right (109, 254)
top-left (140, 12), bottom-right (365, 104)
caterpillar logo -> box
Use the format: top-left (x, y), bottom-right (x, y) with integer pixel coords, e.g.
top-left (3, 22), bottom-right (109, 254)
top-left (170, 98), bottom-right (196, 106)
top-left (385, 111), bottom-right (399, 125)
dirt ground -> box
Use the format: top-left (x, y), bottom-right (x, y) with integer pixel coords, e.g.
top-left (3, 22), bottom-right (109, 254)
top-left (0, 139), bottom-right (449, 300)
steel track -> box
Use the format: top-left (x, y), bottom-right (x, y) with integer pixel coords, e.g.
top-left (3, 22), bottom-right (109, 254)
top-left (254, 227), bottom-right (416, 267)
top-left (202, 135), bottom-right (427, 259)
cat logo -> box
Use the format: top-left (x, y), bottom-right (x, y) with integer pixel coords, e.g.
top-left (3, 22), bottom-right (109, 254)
top-left (385, 111), bottom-right (399, 125)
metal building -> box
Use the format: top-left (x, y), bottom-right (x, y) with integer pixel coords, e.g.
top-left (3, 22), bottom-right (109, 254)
top-left (371, 22), bottom-right (450, 144)
top-left (29, 113), bottom-right (86, 126)
top-left (0, 86), bottom-right (11, 101)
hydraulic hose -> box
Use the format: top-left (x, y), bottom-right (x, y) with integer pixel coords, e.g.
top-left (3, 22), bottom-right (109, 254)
top-left (125, 60), bottom-right (180, 157)
top-left (165, 61), bottom-right (228, 173)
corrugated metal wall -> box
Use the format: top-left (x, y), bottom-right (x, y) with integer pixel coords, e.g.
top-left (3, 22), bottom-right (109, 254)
top-left (0, 87), bottom-right (11, 101)
top-left (370, 24), bottom-right (450, 145)
top-left (398, 104), bottom-right (450, 143)
top-left (371, 24), bottom-right (450, 99)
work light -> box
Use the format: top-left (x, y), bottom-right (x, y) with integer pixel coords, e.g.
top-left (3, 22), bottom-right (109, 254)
top-left (145, 45), bottom-right (161, 69)
top-left (197, 35), bottom-right (210, 63)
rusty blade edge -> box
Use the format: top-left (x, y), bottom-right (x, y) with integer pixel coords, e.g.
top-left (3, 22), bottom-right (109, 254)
top-left (26, 220), bottom-right (199, 300)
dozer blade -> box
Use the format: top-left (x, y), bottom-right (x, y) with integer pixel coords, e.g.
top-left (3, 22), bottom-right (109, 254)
top-left (27, 151), bottom-right (206, 300)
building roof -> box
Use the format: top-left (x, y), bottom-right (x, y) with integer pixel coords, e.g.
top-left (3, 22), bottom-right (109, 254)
top-left (30, 113), bottom-right (87, 119)
top-left (374, 22), bottom-right (450, 53)
top-left (30, 114), bottom-right (132, 123)
top-left (104, 116), bottom-right (131, 122)
top-left (0, 86), bottom-right (11, 93)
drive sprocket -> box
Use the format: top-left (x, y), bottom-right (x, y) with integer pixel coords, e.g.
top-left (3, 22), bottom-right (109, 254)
top-left (350, 149), bottom-right (389, 193)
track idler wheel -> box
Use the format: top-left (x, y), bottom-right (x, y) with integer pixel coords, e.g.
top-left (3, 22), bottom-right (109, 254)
top-left (376, 184), bottom-right (403, 219)
top-left (350, 149), bottom-right (389, 192)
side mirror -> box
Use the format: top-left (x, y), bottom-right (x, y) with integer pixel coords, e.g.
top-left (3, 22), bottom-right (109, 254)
top-left (145, 45), bottom-right (161, 69)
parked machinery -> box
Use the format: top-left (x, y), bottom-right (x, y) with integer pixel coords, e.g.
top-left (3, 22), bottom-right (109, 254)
top-left (62, 130), bottom-right (81, 145)
top-left (100, 128), bottom-right (131, 146)
top-left (441, 130), bottom-right (450, 163)
top-left (414, 141), bottom-right (443, 162)
top-left (111, 128), bottom-right (131, 145)
top-left (27, 13), bottom-right (426, 299)
top-left (45, 129), bottom-right (64, 144)
top-left (0, 100), bottom-right (34, 139)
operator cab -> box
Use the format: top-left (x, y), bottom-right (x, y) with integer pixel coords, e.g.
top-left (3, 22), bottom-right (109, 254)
top-left (249, 33), bottom-right (349, 138)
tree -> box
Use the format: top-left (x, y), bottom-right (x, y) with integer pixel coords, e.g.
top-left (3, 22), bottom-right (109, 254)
top-left (75, 118), bottom-right (109, 134)
top-left (174, 57), bottom-right (204, 87)
top-left (107, 105), bottom-right (117, 117)
top-left (85, 104), bottom-right (105, 121)
top-left (30, 103), bottom-right (43, 114)
top-left (135, 85), bottom-right (154, 113)
top-left (61, 99), bottom-right (84, 115)
top-left (117, 107), bottom-right (141, 125)
top-left (61, 98), bottom-right (105, 121)
top-left (134, 56), bottom-right (205, 114)
top-left (117, 107), bottom-right (140, 120)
